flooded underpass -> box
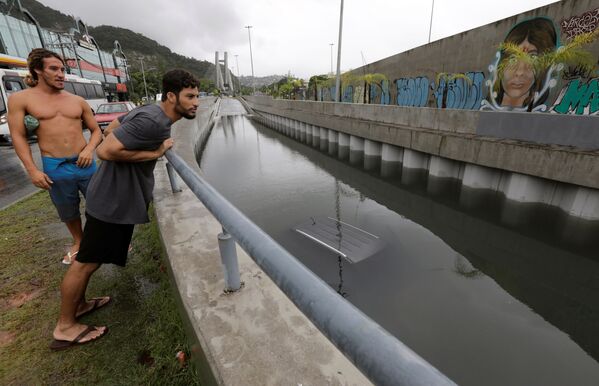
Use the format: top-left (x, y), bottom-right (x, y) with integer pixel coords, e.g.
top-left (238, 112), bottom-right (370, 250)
top-left (197, 98), bottom-right (599, 386)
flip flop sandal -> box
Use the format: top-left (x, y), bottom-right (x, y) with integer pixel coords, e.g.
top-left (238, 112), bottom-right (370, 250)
top-left (61, 251), bottom-right (78, 265)
top-left (49, 325), bottom-right (108, 351)
top-left (76, 296), bottom-right (112, 319)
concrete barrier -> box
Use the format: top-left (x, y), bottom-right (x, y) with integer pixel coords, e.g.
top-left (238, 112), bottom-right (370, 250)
top-left (246, 97), bottom-right (599, 221)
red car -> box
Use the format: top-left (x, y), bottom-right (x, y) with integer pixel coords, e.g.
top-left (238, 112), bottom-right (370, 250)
top-left (94, 102), bottom-right (136, 132)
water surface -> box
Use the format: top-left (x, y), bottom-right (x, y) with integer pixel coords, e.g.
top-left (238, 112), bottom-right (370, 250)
top-left (199, 100), bottom-right (599, 386)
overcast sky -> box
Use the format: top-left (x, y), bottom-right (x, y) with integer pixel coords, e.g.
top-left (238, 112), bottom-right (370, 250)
top-left (39, 0), bottom-right (558, 79)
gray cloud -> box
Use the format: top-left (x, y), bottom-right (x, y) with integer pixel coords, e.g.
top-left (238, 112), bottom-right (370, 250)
top-left (38, 0), bottom-right (556, 78)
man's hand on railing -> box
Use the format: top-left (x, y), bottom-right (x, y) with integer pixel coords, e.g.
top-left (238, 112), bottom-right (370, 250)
top-left (158, 138), bottom-right (174, 156)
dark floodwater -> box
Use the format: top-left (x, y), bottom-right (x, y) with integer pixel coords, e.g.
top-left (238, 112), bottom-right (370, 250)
top-left (198, 99), bottom-right (599, 386)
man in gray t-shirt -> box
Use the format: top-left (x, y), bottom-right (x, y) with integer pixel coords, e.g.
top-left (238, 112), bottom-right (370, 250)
top-left (50, 69), bottom-right (200, 351)
top-left (85, 103), bottom-right (173, 224)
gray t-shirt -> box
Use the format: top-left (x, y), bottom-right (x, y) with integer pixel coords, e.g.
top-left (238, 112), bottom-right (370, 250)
top-left (86, 104), bottom-right (172, 224)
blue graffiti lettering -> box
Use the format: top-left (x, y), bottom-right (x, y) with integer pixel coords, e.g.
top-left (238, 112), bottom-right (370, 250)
top-left (343, 85), bottom-right (353, 103)
top-left (395, 77), bottom-right (430, 107)
top-left (434, 72), bottom-right (485, 109)
top-left (370, 83), bottom-right (379, 103)
top-left (368, 80), bottom-right (390, 105)
top-left (381, 80), bottom-right (390, 105)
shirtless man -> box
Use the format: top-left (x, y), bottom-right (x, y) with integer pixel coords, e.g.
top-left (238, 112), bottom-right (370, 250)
top-left (8, 48), bottom-right (102, 265)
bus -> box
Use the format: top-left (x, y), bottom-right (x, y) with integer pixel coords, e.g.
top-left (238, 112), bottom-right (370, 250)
top-left (0, 66), bottom-right (107, 143)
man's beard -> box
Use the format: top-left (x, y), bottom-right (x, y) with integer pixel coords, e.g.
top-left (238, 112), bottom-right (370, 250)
top-left (42, 75), bottom-right (64, 91)
top-left (175, 101), bottom-right (196, 119)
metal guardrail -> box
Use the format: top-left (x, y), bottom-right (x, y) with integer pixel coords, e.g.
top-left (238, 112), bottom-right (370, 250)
top-left (163, 148), bottom-right (456, 386)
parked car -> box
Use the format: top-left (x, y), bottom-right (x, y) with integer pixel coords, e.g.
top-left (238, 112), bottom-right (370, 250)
top-left (94, 101), bottom-right (136, 132)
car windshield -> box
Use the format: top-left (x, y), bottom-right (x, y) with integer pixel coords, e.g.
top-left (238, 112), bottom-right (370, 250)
top-left (97, 103), bottom-right (128, 114)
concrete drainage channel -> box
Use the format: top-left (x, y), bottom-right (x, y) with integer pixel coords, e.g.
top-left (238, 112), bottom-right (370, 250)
top-left (153, 97), bottom-right (379, 385)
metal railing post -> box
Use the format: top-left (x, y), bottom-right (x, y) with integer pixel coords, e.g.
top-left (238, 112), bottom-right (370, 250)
top-left (165, 162), bottom-right (182, 193)
top-left (217, 227), bottom-right (241, 292)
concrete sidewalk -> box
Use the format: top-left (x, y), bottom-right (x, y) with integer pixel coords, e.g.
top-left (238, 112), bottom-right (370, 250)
top-left (152, 98), bottom-right (371, 385)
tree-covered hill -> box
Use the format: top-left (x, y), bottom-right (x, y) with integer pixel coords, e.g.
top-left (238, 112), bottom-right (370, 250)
top-left (19, 0), bottom-right (214, 78)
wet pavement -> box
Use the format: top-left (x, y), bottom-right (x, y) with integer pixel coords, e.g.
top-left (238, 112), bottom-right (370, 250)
top-left (0, 131), bottom-right (92, 210)
top-left (0, 143), bottom-right (41, 210)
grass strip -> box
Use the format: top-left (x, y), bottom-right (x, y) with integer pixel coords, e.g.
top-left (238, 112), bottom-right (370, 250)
top-left (0, 191), bottom-right (200, 385)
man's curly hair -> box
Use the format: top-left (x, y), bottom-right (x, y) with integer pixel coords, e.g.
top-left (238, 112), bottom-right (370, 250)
top-left (161, 69), bottom-right (200, 101)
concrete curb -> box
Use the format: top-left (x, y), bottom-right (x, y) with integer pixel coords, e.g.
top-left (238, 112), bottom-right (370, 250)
top-left (0, 188), bottom-right (41, 211)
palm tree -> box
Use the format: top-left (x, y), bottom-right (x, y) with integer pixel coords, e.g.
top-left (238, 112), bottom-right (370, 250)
top-left (359, 73), bottom-right (387, 104)
top-left (308, 75), bottom-right (330, 101)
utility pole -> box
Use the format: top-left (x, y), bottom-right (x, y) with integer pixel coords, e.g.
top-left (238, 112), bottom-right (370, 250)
top-left (234, 54), bottom-right (240, 77)
top-left (329, 43), bottom-right (334, 75)
top-left (245, 25), bottom-right (255, 94)
top-left (334, 0), bottom-right (344, 102)
top-left (140, 57), bottom-right (149, 101)
top-left (428, 0), bottom-right (435, 43)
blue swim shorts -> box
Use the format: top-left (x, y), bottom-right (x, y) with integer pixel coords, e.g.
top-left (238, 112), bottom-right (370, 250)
top-left (42, 155), bottom-right (97, 222)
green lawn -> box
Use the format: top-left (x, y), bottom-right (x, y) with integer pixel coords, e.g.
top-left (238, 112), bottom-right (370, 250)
top-left (0, 192), bottom-right (200, 385)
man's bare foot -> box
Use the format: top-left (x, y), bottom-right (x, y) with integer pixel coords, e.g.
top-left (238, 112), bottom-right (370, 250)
top-left (53, 323), bottom-right (107, 343)
top-left (76, 296), bottom-right (111, 318)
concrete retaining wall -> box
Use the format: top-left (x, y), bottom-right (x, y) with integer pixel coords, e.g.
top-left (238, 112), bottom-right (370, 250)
top-left (246, 96), bottom-right (599, 220)
top-left (314, 0), bottom-right (599, 120)
top-left (246, 96), bottom-right (599, 189)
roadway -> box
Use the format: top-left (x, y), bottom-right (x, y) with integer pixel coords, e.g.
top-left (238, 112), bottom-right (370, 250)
top-left (0, 142), bottom-right (41, 210)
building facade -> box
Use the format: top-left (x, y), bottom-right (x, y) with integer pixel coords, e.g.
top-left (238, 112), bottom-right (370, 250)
top-left (0, 10), bottom-right (130, 100)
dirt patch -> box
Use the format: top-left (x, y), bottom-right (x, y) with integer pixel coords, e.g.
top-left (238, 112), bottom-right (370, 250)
top-left (0, 330), bottom-right (16, 347)
top-left (1, 288), bottom-right (44, 310)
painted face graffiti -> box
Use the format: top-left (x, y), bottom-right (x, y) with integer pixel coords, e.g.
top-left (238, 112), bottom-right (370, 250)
top-left (500, 39), bottom-right (537, 107)
top-left (482, 17), bottom-right (558, 111)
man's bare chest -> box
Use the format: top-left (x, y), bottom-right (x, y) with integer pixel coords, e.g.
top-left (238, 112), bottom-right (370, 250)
top-left (25, 96), bottom-right (82, 121)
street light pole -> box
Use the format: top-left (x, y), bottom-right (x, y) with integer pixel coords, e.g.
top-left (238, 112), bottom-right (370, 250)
top-left (140, 57), bottom-right (149, 101)
top-left (245, 25), bottom-right (255, 94)
top-left (329, 43), bottom-right (334, 75)
top-left (334, 0), bottom-right (344, 102)
top-left (428, 0), bottom-right (435, 43)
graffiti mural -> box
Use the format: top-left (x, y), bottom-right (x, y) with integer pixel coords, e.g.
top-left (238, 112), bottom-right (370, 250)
top-left (369, 83), bottom-right (379, 104)
top-left (320, 86), bottom-right (331, 102)
top-left (433, 72), bottom-right (486, 109)
top-left (481, 17), bottom-right (560, 112)
top-left (561, 8), bottom-right (599, 40)
top-left (553, 77), bottom-right (599, 115)
top-left (367, 79), bottom-right (390, 105)
top-left (342, 85), bottom-right (353, 103)
top-left (303, 5), bottom-right (599, 116)
top-left (380, 80), bottom-right (390, 105)
top-left (395, 76), bottom-right (430, 107)
top-left (560, 8), bottom-right (599, 80)
top-left (354, 86), bottom-right (364, 103)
